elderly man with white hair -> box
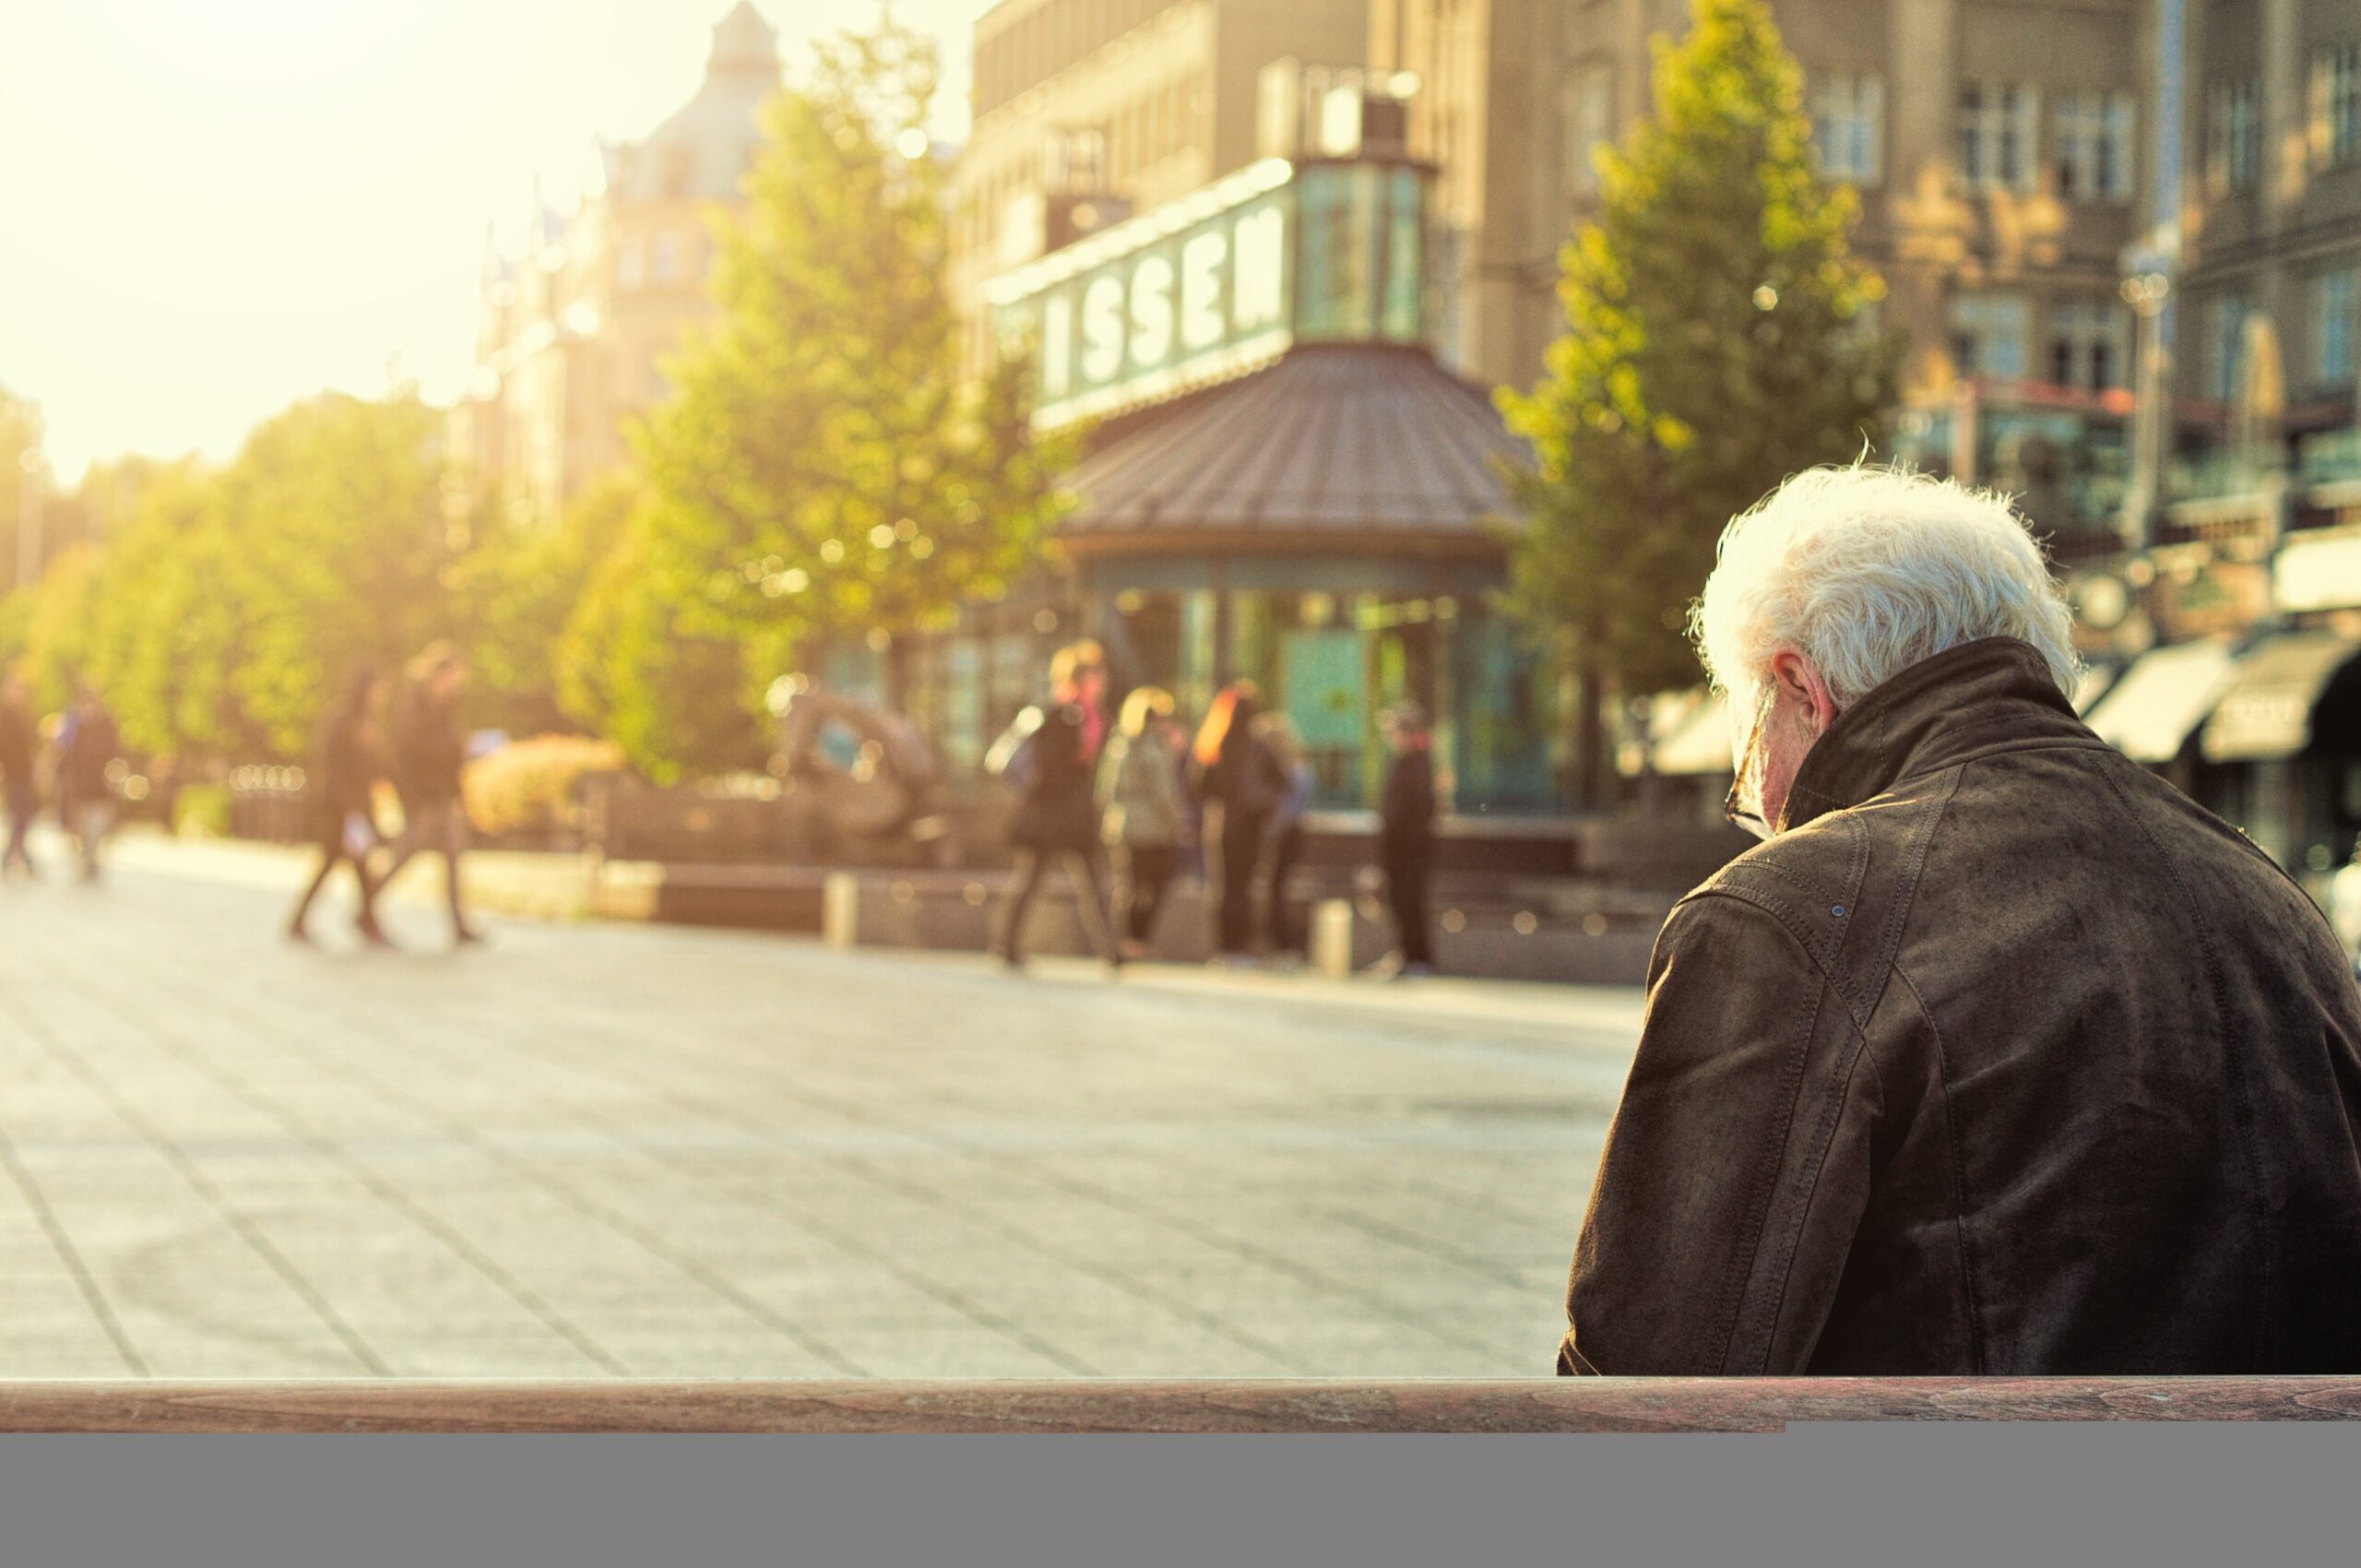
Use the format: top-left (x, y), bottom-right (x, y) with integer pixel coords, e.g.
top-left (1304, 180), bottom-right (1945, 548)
top-left (1560, 465), bottom-right (2361, 1376)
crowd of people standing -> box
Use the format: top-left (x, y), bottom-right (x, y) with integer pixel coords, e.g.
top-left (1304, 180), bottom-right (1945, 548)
top-left (991, 640), bottom-right (1437, 977)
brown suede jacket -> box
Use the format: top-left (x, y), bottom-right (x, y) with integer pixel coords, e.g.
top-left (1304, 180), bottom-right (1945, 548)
top-left (1560, 636), bottom-right (2361, 1375)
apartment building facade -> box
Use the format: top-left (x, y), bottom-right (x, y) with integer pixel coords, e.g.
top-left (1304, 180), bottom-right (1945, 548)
top-left (452, 3), bottom-right (779, 524)
top-left (949, 0), bottom-right (1370, 369)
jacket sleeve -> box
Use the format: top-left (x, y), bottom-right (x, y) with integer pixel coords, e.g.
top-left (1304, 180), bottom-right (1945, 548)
top-left (1560, 893), bottom-right (1877, 1376)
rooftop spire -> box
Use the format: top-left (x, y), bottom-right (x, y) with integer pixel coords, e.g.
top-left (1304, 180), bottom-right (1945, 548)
top-left (708, 2), bottom-right (779, 79)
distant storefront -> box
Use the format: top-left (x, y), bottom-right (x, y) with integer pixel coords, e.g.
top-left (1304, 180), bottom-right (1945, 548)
top-left (835, 137), bottom-right (1563, 819)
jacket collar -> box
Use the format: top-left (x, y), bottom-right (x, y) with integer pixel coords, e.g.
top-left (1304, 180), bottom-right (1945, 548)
top-left (1779, 637), bottom-right (2090, 832)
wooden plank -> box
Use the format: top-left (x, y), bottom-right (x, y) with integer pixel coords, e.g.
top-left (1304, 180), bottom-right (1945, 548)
top-left (3, 1378), bottom-right (2360, 1433)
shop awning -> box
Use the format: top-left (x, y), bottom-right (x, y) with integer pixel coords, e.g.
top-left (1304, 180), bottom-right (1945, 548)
top-left (2199, 632), bottom-right (2361, 762)
top-left (1059, 344), bottom-right (1530, 544)
top-left (2083, 636), bottom-right (2241, 763)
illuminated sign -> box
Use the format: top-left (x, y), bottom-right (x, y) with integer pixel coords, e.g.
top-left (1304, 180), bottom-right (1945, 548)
top-left (987, 157), bottom-right (1428, 429)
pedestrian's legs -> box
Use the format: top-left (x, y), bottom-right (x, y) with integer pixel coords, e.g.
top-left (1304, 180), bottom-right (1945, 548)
top-left (1265, 825), bottom-right (1304, 953)
top-left (995, 848), bottom-right (1049, 964)
top-left (1124, 844), bottom-right (1175, 944)
top-left (1387, 853), bottom-right (1433, 969)
top-left (3, 782), bottom-right (35, 874)
top-left (439, 806), bottom-right (480, 942)
top-left (76, 801), bottom-right (110, 880)
top-left (1216, 807), bottom-right (1264, 953)
top-left (1064, 847), bottom-right (1121, 963)
top-left (287, 842), bottom-right (339, 936)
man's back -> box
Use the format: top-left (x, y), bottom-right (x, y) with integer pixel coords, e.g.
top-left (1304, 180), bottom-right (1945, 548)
top-left (1564, 638), bottom-right (2361, 1374)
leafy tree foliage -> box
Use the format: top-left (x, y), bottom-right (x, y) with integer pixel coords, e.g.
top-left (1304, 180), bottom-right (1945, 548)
top-left (457, 469), bottom-right (639, 736)
top-left (10, 392), bottom-right (465, 759)
top-left (1498, 0), bottom-right (1899, 790)
top-left (605, 12), bottom-right (1072, 775)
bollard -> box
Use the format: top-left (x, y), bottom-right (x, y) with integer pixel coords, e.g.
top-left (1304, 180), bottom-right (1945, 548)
top-left (822, 872), bottom-right (860, 950)
top-left (1311, 897), bottom-right (1355, 978)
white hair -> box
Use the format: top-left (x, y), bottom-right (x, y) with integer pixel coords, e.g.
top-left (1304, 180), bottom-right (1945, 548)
top-left (1692, 464), bottom-right (2080, 713)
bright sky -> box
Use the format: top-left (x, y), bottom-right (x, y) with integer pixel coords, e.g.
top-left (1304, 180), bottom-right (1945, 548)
top-left (0, 0), bottom-right (980, 483)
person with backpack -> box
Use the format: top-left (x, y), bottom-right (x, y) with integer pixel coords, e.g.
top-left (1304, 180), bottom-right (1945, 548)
top-left (1097, 685), bottom-right (1187, 960)
top-left (987, 640), bottom-right (1122, 972)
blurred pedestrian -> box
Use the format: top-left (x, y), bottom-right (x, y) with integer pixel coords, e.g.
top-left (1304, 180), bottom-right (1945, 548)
top-left (1192, 682), bottom-right (1284, 962)
top-left (53, 684), bottom-right (119, 884)
top-left (377, 644), bottom-right (484, 946)
top-left (988, 640), bottom-right (1121, 971)
top-left (1375, 701), bottom-right (1436, 978)
top-left (287, 663), bottom-right (391, 947)
top-left (0, 672), bottom-right (40, 879)
top-left (1253, 711), bottom-right (1315, 958)
top-left (1098, 684), bottom-right (1186, 960)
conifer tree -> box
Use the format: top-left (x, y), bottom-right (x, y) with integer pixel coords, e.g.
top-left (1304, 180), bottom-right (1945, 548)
top-left (1497, 0), bottom-right (1898, 802)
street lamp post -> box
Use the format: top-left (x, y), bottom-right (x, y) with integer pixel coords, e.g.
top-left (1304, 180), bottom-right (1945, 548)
top-left (2119, 263), bottom-right (2173, 555)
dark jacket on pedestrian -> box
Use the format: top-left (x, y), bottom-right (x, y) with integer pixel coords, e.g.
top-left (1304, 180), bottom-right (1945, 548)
top-left (54, 706), bottom-right (117, 806)
top-left (307, 700), bottom-right (379, 844)
top-left (389, 684), bottom-right (466, 810)
top-left (1378, 743), bottom-right (1434, 871)
top-left (1561, 636), bottom-right (2361, 1376)
top-left (1008, 700), bottom-right (1101, 854)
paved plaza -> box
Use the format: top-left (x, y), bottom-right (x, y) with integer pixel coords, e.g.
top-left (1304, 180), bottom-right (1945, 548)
top-left (0, 837), bottom-right (1644, 1380)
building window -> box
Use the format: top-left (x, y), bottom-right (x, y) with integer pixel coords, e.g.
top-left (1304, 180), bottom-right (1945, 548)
top-left (2207, 78), bottom-right (2260, 196)
top-left (2053, 91), bottom-right (2135, 201)
top-left (1950, 292), bottom-right (2030, 380)
top-left (616, 237), bottom-right (644, 291)
top-left (2209, 292), bottom-right (2253, 403)
top-left (1960, 82), bottom-right (2038, 193)
top-left (2047, 297), bottom-right (2129, 391)
top-left (2318, 269), bottom-right (2357, 390)
top-left (652, 232), bottom-right (682, 285)
top-left (1810, 72), bottom-right (1884, 184)
top-left (2317, 42), bottom-right (2361, 168)
top-left (1564, 65), bottom-right (1613, 196)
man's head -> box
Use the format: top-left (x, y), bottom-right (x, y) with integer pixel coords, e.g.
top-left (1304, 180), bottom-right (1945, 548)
top-left (1050, 639), bottom-right (1106, 707)
top-left (1693, 465), bottom-right (2078, 836)
top-left (1380, 701), bottom-right (1430, 754)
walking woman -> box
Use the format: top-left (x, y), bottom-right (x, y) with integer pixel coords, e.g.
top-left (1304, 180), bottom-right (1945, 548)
top-left (1192, 682), bottom-right (1283, 962)
top-left (1098, 684), bottom-right (1187, 960)
top-left (989, 641), bottom-right (1123, 971)
top-left (287, 663), bottom-right (391, 946)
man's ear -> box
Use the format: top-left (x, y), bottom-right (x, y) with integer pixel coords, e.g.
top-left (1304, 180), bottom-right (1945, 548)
top-left (1769, 650), bottom-right (1840, 736)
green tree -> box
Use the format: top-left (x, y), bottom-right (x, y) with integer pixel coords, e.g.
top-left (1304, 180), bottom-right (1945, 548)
top-left (1497, 0), bottom-right (1898, 802)
top-left (616, 11), bottom-right (1073, 778)
top-left (50, 392), bottom-right (460, 763)
top-left (554, 503), bottom-right (769, 783)
top-left (455, 469), bottom-right (640, 735)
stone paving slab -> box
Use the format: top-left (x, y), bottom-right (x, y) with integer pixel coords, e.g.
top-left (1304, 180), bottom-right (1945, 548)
top-left (0, 833), bottom-right (1644, 1379)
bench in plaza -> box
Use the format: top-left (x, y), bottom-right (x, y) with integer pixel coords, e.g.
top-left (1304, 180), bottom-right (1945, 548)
top-left (2, 1378), bottom-right (2356, 1431)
